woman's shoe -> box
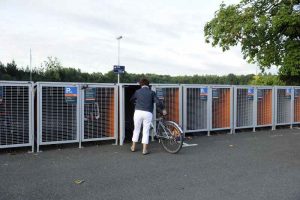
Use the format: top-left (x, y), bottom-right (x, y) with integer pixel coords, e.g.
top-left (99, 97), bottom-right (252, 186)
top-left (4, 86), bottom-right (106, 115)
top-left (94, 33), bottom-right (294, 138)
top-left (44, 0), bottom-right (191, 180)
top-left (130, 146), bottom-right (136, 152)
top-left (142, 150), bottom-right (150, 155)
top-left (142, 144), bottom-right (149, 155)
top-left (131, 142), bottom-right (136, 152)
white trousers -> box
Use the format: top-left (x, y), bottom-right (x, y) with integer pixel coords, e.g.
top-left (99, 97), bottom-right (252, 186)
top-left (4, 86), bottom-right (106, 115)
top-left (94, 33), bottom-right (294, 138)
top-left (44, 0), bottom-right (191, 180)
top-left (132, 110), bottom-right (153, 144)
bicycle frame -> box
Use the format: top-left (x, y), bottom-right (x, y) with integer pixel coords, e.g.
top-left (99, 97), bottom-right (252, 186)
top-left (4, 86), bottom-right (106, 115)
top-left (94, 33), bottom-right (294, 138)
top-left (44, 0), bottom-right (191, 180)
top-left (151, 118), bottom-right (173, 140)
top-left (150, 116), bottom-right (184, 154)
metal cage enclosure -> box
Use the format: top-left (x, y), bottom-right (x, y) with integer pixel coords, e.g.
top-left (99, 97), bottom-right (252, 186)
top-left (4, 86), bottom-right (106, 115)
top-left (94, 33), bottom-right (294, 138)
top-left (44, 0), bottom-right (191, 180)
top-left (274, 86), bottom-right (293, 129)
top-left (37, 82), bottom-right (118, 151)
top-left (80, 84), bottom-right (118, 143)
top-left (233, 86), bottom-right (255, 132)
top-left (256, 86), bottom-right (274, 129)
top-left (0, 81), bottom-right (34, 151)
top-left (293, 87), bottom-right (300, 125)
top-left (209, 85), bottom-right (233, 134)
top-left (151, 84), bottom-right (182, 126)
top-left (37, 82), bottom-right (80, 151)
top-left (182, 85), bottom-right (209, 134)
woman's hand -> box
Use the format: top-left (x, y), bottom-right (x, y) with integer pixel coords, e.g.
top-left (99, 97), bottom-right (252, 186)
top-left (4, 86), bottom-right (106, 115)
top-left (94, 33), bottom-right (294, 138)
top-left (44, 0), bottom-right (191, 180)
top-left (162, 109), bottom-right (168, 116)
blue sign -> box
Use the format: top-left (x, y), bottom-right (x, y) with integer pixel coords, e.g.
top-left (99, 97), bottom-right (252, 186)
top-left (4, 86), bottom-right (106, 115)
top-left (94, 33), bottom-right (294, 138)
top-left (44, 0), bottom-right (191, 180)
top-left (257, 90), bottom-right (263, 99)
top-left (156, 88), bottom-right (164, 100)
top-left (113, 65), bottom-right (125, 74)
top-left (247, 88), bottom-right (254, 100)
top-left (199, 87), bottom-right (208, 101)
top-left (212, 88), bottom-right (219, 99)
top-left (85, 88), bottom-right (96, 104)
top-left (65, 87), bottom-right (77, 104)
top-left (0, 86), bottom-right (3, 104)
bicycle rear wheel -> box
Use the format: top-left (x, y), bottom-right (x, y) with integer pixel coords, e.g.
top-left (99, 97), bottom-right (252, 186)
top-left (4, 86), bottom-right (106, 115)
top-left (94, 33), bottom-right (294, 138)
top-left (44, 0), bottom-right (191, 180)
top-left (160, 121), bottom-right (183, 154)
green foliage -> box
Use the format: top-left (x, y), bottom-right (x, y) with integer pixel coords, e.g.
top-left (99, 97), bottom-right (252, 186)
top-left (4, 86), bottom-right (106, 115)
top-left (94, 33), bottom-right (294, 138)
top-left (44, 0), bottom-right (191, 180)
top-left (249, 73), bottom-right (284, 85)
top-left (0, 59), bottom-right (256, 85)
top-left (204, 0), bottom-right (300, 84)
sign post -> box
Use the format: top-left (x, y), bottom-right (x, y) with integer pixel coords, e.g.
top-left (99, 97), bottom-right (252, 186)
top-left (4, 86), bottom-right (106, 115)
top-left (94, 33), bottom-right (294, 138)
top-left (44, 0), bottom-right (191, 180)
top-left (113, 65), bottom-right (125, 83)
top-left (116, 35), bottom-right (123, 84)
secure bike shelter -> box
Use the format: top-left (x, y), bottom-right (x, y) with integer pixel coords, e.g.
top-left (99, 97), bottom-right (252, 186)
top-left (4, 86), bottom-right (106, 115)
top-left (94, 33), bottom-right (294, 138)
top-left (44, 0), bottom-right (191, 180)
top-left (293, 86), bottom-right (300, 126)
top-left (274, 86), bottom-right (293, 129)
top-left (233, 86), bottom-right (255, 133)
top-left (0, 81), bottom-right (34, 151)
top-left (36, 82), bottom-right (118, 151)
top-left (256, 86), bottom-right (274, 129)
top-left (210, 85), bottom-right (234, 135)
top-left (37, 82), bottom-right (81, 151)
top-left (5, 80), bottom-right (300, 152)
top-left (119, 84), bottom-right (182, 145)
top-left (151, 84), bottom-right (182, 133)
top-left (79, 83), bottom-right (118, 144)
top-left (182, 84), bottom-right (210, 134)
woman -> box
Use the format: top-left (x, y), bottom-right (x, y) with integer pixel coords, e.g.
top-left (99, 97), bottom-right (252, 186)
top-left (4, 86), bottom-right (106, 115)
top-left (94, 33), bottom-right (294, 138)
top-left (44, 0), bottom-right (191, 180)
top-left (130, 78), bottom-right (166, 155)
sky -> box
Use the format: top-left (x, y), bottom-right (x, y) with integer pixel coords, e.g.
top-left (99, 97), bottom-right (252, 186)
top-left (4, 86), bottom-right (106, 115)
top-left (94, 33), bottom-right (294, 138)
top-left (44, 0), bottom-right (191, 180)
top-left (0, 0), bottom-right (277, 76)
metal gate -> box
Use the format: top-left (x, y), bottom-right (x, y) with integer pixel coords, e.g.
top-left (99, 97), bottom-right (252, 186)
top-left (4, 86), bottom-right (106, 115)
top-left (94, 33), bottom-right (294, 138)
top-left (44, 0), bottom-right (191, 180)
top-left (274, 86), bottom-right (293, 128)
top-left (293, 87), bottom-right (300, 125)
top-left (210, 85), bottom-right (233, 134)
top-left (151, 84), bottom-right (182, 126)
top-left (37, 82), bottom-right (80, 151)
top-left (233, 86), bottom-right (255, 132)
top-left (182, 85), bottom-right (209, 134)
top-left (80, 84), bottom-right (118, 144)
top-left (256, 87), bottom-right (274, 129)
top-left (152, 84), bottom-right (182, 138)
top-left (0, 81), bottom-right (34, 151)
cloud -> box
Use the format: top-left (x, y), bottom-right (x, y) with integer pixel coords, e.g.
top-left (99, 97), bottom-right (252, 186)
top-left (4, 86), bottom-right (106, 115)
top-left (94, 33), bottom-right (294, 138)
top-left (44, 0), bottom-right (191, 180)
top-left (0, 0), bottom-right (259, 76)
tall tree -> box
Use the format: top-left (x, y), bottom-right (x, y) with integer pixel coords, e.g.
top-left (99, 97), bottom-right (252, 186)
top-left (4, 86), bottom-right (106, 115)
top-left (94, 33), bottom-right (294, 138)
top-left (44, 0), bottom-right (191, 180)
top-left (204, 0), bottom-right (300, 84)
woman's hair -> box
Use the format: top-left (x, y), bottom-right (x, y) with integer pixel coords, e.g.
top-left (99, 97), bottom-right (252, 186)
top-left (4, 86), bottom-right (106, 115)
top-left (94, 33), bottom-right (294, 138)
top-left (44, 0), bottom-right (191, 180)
top-left (139, 78), bottom-right (150, 86)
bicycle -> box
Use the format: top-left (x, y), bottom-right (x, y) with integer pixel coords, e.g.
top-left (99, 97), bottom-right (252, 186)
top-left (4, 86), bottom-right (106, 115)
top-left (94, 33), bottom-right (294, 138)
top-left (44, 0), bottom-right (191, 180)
top-left (150, 114), bottom-right (184, 154)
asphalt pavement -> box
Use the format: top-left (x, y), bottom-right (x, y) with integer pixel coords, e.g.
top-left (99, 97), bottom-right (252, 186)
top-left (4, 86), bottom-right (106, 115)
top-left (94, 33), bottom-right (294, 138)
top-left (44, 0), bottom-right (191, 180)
top-left (0, 128), bottom-right (300, 200)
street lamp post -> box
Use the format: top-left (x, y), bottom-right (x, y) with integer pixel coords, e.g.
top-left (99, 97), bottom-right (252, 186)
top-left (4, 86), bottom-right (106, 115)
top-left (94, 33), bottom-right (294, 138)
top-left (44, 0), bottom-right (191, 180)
top-left (30, 48), bottom-right (32, 82)
top-left (116, 36), bottom-right (123, 84)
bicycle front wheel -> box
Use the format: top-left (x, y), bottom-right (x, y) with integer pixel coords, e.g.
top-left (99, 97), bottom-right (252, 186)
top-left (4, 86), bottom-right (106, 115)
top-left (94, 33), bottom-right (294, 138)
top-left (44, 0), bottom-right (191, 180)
top-left (160, 121), bottom-right (183, 154)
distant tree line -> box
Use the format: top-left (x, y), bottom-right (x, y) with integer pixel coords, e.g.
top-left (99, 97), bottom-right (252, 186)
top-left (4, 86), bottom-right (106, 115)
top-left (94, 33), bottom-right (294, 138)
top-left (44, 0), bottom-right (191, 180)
top-left (0, 57), bottom-right (286, 85)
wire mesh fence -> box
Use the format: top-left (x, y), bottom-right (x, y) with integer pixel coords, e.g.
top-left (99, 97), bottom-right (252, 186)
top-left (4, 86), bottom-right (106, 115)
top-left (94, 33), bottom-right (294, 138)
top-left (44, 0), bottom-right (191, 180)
top-left (37, 83), bottom-right (80, 151)
top-left (81, 84), bottom-right (118, 142)
top-left (5, 82), bottom-right (300, 151)
top-left (294, 87), bottom-right (300, 124)
top-left (0, 82), bottom-right (33, 150)
top-left (234, 86), bottom-right (254, 130)
top-left (210, 86), bottom-right (233, 132)
top-left (256, 87), bottom-right (273, 127)
top-left (152, 85), bottom-right (182, 126)
top-left (275, 87), bottom-right (292, 126)
top-left (183, 85), bottom-right (209, 133)
top-left (152, 85), bottom-right (182, 139)
top-left (37, 82), bottom-right (118, 150)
